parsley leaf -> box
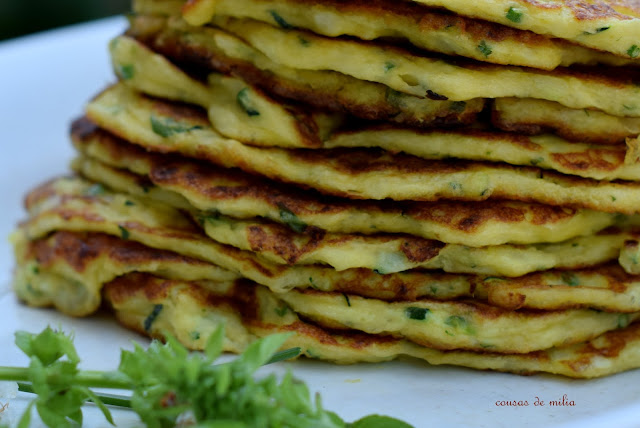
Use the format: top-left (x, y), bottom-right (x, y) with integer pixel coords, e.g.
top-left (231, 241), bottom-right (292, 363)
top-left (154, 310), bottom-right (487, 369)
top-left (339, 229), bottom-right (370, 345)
top-left (505, 7), bottom-right (523, 23)
top-left (278, 203), bottom-right (307, 233)
top-left (236, 88), bottom-right (260, 117)
top-left (150, 115), bottom-right (203, 138)
top-left (116, 64), bottom-right (135, 80)
top-left (477, 41), bottom-right (492, 58)
top-left (405, 307), bottom-right (429, 321)
top-left (269, 10), bottom-right (292, 29)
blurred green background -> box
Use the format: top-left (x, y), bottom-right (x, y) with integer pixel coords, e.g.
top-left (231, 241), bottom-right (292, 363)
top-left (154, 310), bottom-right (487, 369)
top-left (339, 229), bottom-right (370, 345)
top-left (0, 1), bottom-right (130, 41)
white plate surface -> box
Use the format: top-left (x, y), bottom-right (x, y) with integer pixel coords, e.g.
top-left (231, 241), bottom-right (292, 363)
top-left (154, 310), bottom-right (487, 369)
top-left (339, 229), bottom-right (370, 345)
top-left (1, 17), bottom-right (640, 428)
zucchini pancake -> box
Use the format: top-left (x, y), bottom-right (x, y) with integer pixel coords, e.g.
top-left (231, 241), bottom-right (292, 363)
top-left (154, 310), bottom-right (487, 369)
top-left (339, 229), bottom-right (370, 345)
top-left (12, 0), bottom-right (640, 378)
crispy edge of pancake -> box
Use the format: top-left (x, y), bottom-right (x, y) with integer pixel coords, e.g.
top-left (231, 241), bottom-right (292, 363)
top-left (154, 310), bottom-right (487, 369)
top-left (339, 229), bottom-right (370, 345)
top-left (325, 126), bottom-right (639, 182)
top-left (11, 228), bottom-right (238, 316)
top-left (492, 98), bottom-right (640, 145)
top-left (70, 120), bottom-right (623, 246)
top-left (214, 16), bottom-right (640, 117)
top-left (110, 34), bottom-right (344, 148)
top-left (126, 14), bottom-right (485, 127)
top-left (482, 262), bottom-right (640, 312)
top-left (103, 270), bottom-right (640, 378)
top-left (85, 84), bottom-right (640, 213)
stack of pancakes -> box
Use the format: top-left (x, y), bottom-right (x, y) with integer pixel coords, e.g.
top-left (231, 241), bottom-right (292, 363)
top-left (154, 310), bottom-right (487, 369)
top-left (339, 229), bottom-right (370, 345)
top-left (12, 0), bottom-right (640, 377)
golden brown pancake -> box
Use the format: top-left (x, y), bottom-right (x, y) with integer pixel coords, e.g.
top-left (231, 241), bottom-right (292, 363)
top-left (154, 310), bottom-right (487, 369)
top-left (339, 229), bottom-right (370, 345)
top-left (213, 16), bottom-right (640, 116)
top-left (326, 127), bottom-right (639, 181)
top-left (13, 234), bottom-right (640, 377)
top-left (104, 272), bottom-right (640, 377)
top-left (126, 14), bottom-right (485, 127)
top-left (194, 210), bottom-right (635, 276)
top-left (11, 229), bottom-right (237, 316)
top-left (13, 226), bottom-right (639, 354)
top-left (18, 177), bottom-right (640, 313)
top-left (111, 35), bottom-right (640, 181)
top-left (84, 84), bottom-right (640, 213)
top-left (276, 287), bottom-right (638, 353)
top-left (137, 0), bottom-right (636, 70)
top-left (70, 120), bottom-right (623, 246)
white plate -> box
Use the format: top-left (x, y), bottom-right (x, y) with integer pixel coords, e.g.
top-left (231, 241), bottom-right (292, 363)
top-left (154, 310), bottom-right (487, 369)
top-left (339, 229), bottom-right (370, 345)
top-left (1, 17), bottom-right (640, 428)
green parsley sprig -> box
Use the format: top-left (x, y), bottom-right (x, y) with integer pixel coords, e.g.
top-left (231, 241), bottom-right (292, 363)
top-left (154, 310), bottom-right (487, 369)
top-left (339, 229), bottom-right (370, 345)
top-left (0, 327), bottom-right (412, 428)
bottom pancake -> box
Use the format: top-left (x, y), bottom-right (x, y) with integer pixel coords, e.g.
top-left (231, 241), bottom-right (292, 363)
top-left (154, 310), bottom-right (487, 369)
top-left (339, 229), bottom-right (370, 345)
top-left (104, 273), bottom-right (640, 378)
top-left (12, 228), bottom-right (640, 376)
top-left (17, 259), bottom-right (640, 378)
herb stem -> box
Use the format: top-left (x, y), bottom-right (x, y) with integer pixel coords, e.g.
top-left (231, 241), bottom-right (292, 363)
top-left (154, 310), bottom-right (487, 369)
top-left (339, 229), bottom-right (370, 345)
top-left (0, 347), bottom-right (299, 387)
top-left (0, 367), bottom-right (130, 389)
top-left (17, 382), bottom-right (133, 409)
top-left (0, 366), bottom-right (29, 382)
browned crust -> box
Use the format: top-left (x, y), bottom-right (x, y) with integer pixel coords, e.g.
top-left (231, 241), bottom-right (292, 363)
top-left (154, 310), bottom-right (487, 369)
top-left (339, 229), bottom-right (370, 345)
top-left (245, 224), bottom-right (326, 264)
top-left (551, 149), bottom-right (626, 173)
top-left (484, 262), bottom-right (640, 311)
top-left (561, 0), bottom-right (631, 21)
top-left (491, 104), bottom-right (637, 145)
top-left (104, 272), bottom-right (259, 315)
top-left (562, 322), bottom-right (640, 374)
top-left (399, 237), bottom-right (446, 263)
top-left (242, 220), bottom-right (446, 265)
top-left (624, 239), bottom-right (640, 252)
top-left (104, 273), bottom-right (174, 303)
top-left (26, 231), bottom-right (209, 273)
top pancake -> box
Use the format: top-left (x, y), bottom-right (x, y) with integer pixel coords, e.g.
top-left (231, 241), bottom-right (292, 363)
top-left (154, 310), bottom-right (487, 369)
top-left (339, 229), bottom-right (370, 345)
top-left (210, 16), bottom-right (640, 116)
top-left (403, 0), bottom-right (640, 58)
top-left (137, 0), bottom-right (637, 70)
